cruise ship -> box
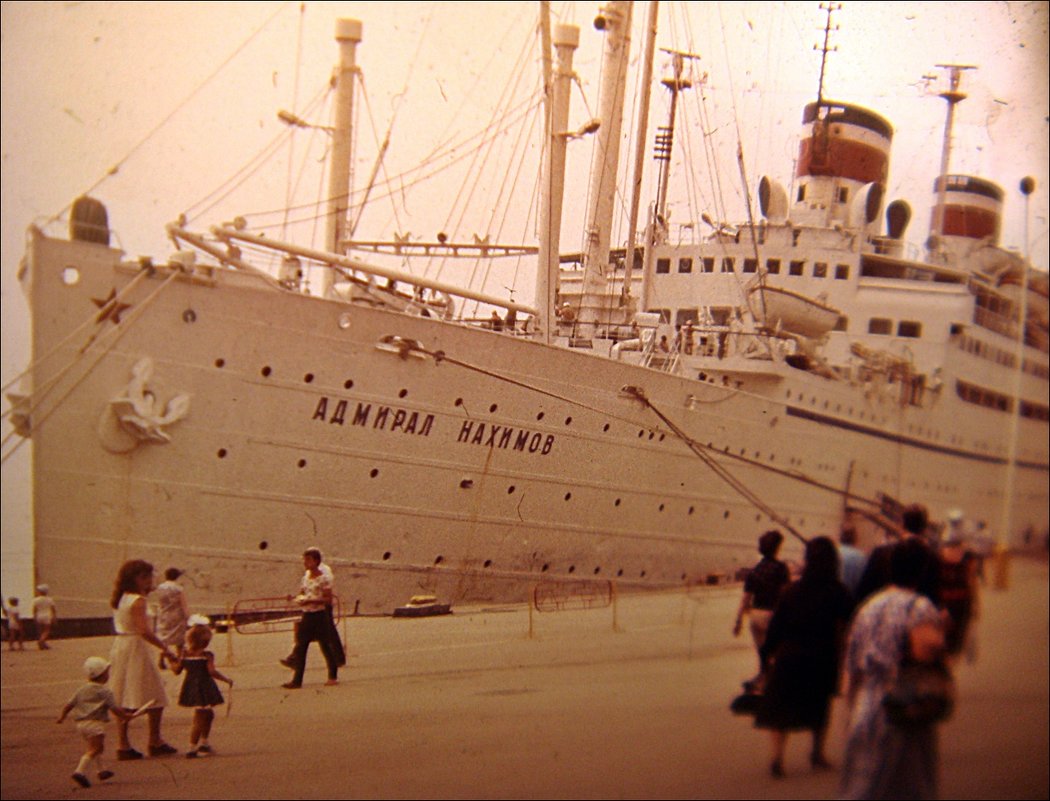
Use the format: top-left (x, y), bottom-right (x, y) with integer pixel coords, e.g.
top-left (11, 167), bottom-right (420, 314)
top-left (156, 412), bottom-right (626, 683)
top-left (4, 2), bottom-right (1047, 632)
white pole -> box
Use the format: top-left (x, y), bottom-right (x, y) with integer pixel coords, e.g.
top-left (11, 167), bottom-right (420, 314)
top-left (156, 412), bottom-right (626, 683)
top-left (321, 19), bottom-right (362, 297)
top-left (536, 18), bottom-right (580, 343)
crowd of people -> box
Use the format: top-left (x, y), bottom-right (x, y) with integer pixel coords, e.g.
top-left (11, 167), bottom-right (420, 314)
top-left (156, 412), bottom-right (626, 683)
top-left (16, 510), bottom-right (986, 795)
top-left (733, 503), bottom-right (983, 799)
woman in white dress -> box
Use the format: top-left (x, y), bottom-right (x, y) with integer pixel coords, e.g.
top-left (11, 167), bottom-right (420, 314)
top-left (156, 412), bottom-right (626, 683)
top-left (109, 560), bottom-right (178, 760)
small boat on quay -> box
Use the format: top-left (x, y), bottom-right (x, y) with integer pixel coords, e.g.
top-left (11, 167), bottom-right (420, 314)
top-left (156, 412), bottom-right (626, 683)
top-left (3, 3), bottom-right (1047, 633)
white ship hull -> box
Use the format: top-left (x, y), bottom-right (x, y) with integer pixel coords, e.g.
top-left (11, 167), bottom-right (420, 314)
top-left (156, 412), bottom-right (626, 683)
top-left (19, 227), bottom-right (1048, 625)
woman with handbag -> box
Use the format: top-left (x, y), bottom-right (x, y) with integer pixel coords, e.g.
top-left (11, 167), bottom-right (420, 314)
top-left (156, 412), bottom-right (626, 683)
top-left (840, 537), bottom-right (950, 800)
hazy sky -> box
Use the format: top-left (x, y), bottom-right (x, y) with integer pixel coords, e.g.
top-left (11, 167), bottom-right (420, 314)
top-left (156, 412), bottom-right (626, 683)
top-left (2, 1), bottom-right (1047, 600)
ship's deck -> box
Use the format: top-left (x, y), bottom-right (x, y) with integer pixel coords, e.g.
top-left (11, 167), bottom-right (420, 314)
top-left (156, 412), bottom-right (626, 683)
top-left (2, 556), bottom-right (1047, 800)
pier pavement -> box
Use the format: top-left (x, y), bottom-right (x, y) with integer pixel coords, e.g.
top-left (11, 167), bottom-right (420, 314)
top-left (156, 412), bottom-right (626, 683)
top-left (2, 555), bottom-right (1047, 800)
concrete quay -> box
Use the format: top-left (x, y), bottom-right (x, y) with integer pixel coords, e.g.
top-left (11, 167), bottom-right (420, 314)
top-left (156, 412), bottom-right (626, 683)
top-left (2, 555), bottom-right (1047, 799)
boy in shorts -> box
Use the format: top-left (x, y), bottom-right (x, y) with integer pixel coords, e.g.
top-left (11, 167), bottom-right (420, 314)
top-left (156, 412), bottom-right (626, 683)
top-left (57, 656), bottom-right (135, 787)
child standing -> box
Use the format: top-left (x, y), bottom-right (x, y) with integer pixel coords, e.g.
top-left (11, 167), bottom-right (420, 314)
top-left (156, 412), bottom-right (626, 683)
top-left (57, 656), bottom-right (134, 788)
top-left (4, 597), bottom-right (25, 650)
top-left (32, 585), bottom-right (58, 649)
top-left (171, 620), bottom-right (233, 757)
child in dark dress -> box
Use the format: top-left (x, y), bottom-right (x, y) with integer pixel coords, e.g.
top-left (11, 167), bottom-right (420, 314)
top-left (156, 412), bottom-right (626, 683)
top-left (171, 621), bottom-right (233, 758)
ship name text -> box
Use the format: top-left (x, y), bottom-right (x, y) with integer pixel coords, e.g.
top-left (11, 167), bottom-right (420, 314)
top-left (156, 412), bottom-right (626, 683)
top-left (457, 421), bottom-right (555, 455)
top-left (312, 397), bottom-right (434, 436)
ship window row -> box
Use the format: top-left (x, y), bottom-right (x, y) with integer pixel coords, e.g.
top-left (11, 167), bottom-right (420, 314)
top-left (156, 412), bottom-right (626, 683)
top-left (955, 379), bottom-right (1050, 420)
top-left (867, 318), bottom-right (922, 338)
top-left (653, 256), bottom-right (850, 279)
top-left (958, 334), bottom-right (1018, 369)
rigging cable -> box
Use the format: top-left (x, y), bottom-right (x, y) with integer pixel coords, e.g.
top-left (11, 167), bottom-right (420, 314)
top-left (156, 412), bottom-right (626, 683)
top-left (2, 270), bottom-right (182, 465)
top-left (46, 2), bottom-right (295, 231)
top-left (393, 338), bottom-right (882, 530)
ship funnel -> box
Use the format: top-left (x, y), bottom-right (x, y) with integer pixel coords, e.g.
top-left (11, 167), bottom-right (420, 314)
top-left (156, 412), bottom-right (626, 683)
top-left (929, 175), bottom-right (1003, 245)
top-left (758, 176), bottom-right (788, 222)
top-left (886, 199), bottom-right (911, 240)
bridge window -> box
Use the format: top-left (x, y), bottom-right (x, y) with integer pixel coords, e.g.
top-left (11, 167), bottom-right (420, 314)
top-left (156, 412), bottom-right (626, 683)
top-left (868, 318), bottom-right (892, 335)
top-left (835, 264), bottom-right (850, 280)
top-left (789, 260), bottom-right (805, 276)
top-left (702, 257), bottom-right (715, 273)
top-left (743, 258), bottom-right (758, 273)
top-left (678, 257), bottom-right (693, 273)
top-left (898, 320), bottom-right (922, 338)
top-left (813, 262), bottom-right (827, 278)
top-left (656, 258), bottom-right (670, 274)
top-left (721, 257), bottom-right (735, 273)
top-left (766, 258), bottom-right (781, 274)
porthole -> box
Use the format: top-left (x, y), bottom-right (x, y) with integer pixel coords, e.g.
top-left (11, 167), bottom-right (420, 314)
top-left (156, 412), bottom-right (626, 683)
top-left (369, 468), bottom-right (379, 478)
top-left (61, 266), bottom-right (81, 285)
top-left (602, 423), bottom-right (610, 432)
top-left (489, 403), bottom-right (498, 413)
top-left (297, 459), bottom-right (306, 468)
top-left (183, 309), bottom-right (197, 323)
top-left (564, 492), bottom-right (572, 501)
top-left (215, 358), bottom-right (225, 368)
top-left (638, 430), bottom-right (645, 438)
top-left (344, 379), bottom-right (354, 389)
top-left (434, 556), bottom-right (444, 565)
top-left (614, 498), bottom-right (621, 506)
top-left (399, 388), bottom-right (408, 398)
top-left (564, 416), bottom-right (573, 426)
top-left (258, 541), bottom-right (268, 550)
top-left (723, 510), bottom-right (730, 519)
top-left (382, 551), bottom-right (391, 561)
top-left (658, 504), bottom-right (665, 512)
top-left (688, 507), bottom-right (695, 515)
top-left (593, 567), bottom-right (601, 575)
top-left (541, 563), bottom-right (550, 572)
top-left (568, 565), bottom-right (576, 574)
top-left (338, 313), bottom-right (352, 329)
top-left (217, 449), bottom-right (227, 458)
top-left (640, 570), bottom-right (647, 578)
top-left (507, 486), bottom-right (516, 494)
top-left (616, 569), bottom-right (624, 577)
top-left (648, 432), bottom-right (655, 440)
top-left (261, 366), bottom-right (272, 377)
top-left (537, 411), bottom-right (545, 421)
top-left (483, 559), bottom-right (492, 568)
top-left (304, 373), bottom-right (314, 383)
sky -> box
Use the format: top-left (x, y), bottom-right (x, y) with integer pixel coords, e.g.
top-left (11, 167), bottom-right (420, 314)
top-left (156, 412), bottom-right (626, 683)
top-left (2, 1), bottom-right (1048, 601)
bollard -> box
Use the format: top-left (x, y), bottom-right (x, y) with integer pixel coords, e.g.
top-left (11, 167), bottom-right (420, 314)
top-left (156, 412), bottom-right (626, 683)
top-left (224, 603), bottom-right (236, 666)
top-left (993, 543), bottom-right (1011, 590)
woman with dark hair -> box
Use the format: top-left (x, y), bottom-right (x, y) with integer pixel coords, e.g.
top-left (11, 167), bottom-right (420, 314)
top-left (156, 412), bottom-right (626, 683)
top-left (109, 560), bottom-right (178, 760)
top-left (840, 538), bottom-right (947, 799)
top-left (754, 536), bottom-right (854, 777)
top-left (733, 530), bottom-right (791, 692)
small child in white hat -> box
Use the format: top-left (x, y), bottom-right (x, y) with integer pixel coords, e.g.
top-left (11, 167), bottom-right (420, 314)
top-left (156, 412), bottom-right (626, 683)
top-left (57, 656), bottom-right (135, 788)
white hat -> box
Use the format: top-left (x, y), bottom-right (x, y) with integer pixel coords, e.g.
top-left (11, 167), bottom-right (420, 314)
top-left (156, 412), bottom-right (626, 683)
top-left (187, 614), bottom-right (210, 628)
top-left (947, 509), bottom-right (964, 523)
top-left (84, 656), bottom-right (111, 680)
top-left (36, 584), bottom-right (49, 594)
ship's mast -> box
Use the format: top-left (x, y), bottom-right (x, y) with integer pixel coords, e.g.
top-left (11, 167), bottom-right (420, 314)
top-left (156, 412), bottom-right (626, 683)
top-left (579, 0), bottom-right (633, 333)
top-left (814, 2), bottom-right (839, 107)
top-left (622, 0), bottom-right (659, 310)
top-left (321, 18), bottom-right (362, 297)
top-left (536, 4), bottom-right (580, 344)
top-left (930, 63), bottom-right (975, 255)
